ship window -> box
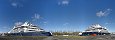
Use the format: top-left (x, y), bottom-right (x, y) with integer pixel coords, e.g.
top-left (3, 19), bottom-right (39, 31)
top-left (28, 30), bottom-right (35, 31)
top-left (92, 29), bottom-right (95, 30)
top-left (31, 28), bottom-right (36, 29)
top-left (21, 26), bottom-right (26, 28)
top-left (97, 28), bottom-right (102, 29)
top-left (92, 27), bottom-right (95, 28)
top-left (86, 30), bottom-right (90, 31)
top-left (21, 26), bottom-right (25, 27)
top-left (104, 29), bottom-right (107, 30)
top-left (40, 29), bottom-right (43, 30)
top-left (33, 26), bottom-right (37, 27)
top-left (14, 28), bottom-right (18, 29)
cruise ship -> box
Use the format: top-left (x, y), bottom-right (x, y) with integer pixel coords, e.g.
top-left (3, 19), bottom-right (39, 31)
top-left (79, 24), bottom-right (110, 36)
top-left (4, 22), bottom-right (52, 36)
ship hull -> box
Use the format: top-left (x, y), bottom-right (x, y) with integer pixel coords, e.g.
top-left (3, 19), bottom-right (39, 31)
top-left (6, 32), bottom-right (52, 36)
top-left (79, 32), bottom-right (110, 36)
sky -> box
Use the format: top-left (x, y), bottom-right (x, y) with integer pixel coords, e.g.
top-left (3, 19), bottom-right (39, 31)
top-left (0, 0), bottom-right (115, 32)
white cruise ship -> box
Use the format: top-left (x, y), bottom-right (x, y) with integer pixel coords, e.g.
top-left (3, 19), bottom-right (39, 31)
top-left (5, 22), bottom-right (52, 36)
top-left (79, 24), bottom-right (110, 36)
top-left (8, 22), bottom-right (44, 33)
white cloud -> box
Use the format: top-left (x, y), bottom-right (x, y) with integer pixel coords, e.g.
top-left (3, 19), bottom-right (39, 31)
top-left (11, 3), bottom-right (23, 8)
top-left (105, 22), bottom-right (109, 25)
top-left (15, 22), bottom-right (23, 26)
top-left (96, 8), bottom-right (112, 17)
top-left (63, 23), bottom-right (69, 26)
top-left (43, 21), bottom-right (48, 25)
top-left (10, 0), bottom-right (23, 8)
top-left (96, 11), bottom-right (105, 17)
top-left (3, 27), bottom-right (8, 29)
top-left (43, 21), bottom-right (48, 24)
top-left (32, 14), bottom-right (41, 21)
top-left (2, 26), bottom-right (11, 30)
top-left (58, 0), bottom-right (69, 6)
top-left (11, 2), bottom-right (18, 7)
top-left (34, 14), bottom-right (40, 19)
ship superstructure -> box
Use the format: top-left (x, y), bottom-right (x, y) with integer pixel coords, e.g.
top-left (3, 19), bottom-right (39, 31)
top-left (79, 24), bottom-right (110, 36)
top-left (8, 22), bottom-right (44, 33)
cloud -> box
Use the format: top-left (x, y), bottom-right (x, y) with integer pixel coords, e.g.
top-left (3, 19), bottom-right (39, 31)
top-left (32, 14), bottom-right (41, 21)
top-left (96, 8), bottom-right (112, 17)
top-left (2, 27), bottom-right (8, 29)
top-left (10, 0), bottom-right (23, 8)
top-left (2, 26), bottom-right (11, 30)
top-left (63, 23), bottom-right (69, 26)
top-left (15, 22), bottom-right (23, 26)
top-left (105, 20), bottom-right (112, 25)
top-left (11, 2), bottom-right (18, 7)
top-left (43, 21), bottom-right (48, 25)
top-left (96, 11), bottom-right (105, 17)
top-left (34, 14), bottom-right (40, 19)
top-left (105, 22), bottom-right (109, 25)
top-left (43, 21), bottom-right (48, 24)
top-left (58, 0), bottom-right (69, 6)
